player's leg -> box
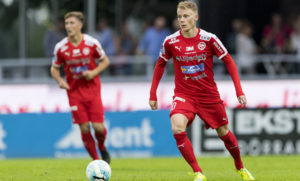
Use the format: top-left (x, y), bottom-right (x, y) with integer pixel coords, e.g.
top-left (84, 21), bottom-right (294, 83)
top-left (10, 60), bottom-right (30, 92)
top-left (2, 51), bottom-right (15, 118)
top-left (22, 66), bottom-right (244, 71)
top-left (216, 124), bottom-right (243, 169)
top-left (171, 114), bottom-right (202, 173)
top-left (79, 122), bottom-right (100, 160)
top-left (89, 97), bottom-right (110, 163)
top-left (92, 122), bottom-right (110, 164)
top-left (70, 99), bottom-right (99, 160)
top-left (217, 125), bottom-right (255, 180)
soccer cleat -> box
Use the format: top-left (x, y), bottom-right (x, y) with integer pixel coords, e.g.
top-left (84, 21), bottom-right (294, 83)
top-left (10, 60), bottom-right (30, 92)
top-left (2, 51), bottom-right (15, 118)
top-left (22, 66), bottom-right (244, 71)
top-left (237, 168), bottom-right (255, 180)
top-left (100, 148), bottom-right (111, 164)
top-left (193, 172), bottom-right (207, 181)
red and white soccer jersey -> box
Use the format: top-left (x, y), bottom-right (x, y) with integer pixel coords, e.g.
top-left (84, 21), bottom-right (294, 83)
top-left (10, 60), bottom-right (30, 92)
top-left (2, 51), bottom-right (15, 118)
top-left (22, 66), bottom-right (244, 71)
top-left (52, 34), bottom-right (105, 101)
top-left (159, 28), bottom-right (228, 104)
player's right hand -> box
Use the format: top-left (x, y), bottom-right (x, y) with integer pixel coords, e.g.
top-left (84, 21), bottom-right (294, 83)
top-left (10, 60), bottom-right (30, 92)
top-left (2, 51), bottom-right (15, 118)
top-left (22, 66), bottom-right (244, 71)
top-left (149, 100), bottom-right (158, 110)
top-left (58, 80), bottom-right (70, 90)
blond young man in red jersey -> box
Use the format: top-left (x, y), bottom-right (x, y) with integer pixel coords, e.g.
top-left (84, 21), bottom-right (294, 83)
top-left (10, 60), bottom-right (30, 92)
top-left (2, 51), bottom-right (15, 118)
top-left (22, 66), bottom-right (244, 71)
top-left (51, 12), bottom-right (110, 163)
top-left (149, 1), bottom-right (255, 181)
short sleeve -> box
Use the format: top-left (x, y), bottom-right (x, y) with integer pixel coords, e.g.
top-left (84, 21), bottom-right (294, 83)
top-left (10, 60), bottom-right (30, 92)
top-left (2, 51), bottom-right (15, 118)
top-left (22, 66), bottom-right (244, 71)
top-left (159, 39), bottom-right (172, 62)
top-left (210, 35), bottom-right (228, 59)
top-left (93, 40), bottom-right (106, 60)
top-left (52, 44), bottom-right (63, 67)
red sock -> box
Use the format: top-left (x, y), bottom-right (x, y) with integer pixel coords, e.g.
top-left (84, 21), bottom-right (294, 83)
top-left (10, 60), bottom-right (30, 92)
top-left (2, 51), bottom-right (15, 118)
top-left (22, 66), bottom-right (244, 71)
top-left (174, 132), bottom-right (202, 173)
top-left (219, 131), bottom-right (243, 170)
top-left (81, 132), bottom-right (99, 160)
top-left (95, 128), bottom-right (107, 151)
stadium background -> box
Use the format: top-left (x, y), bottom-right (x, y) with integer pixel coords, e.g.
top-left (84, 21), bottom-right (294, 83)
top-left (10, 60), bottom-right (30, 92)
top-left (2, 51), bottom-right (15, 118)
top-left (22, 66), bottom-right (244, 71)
top-left (0, 0), bottom-right (299, 180)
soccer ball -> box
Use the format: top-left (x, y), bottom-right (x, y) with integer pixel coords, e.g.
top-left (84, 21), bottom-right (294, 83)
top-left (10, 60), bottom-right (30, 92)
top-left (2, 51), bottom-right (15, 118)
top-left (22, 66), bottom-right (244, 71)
top-left (86, 160), bottom-right (111, 181)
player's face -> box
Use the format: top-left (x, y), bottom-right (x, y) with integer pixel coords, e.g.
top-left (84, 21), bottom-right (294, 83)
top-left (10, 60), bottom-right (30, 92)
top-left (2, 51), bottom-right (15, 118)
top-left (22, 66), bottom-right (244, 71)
top-left (177, 8), bottom-right (198, 32)
top-left (65, 17), bottom-right (83, 37)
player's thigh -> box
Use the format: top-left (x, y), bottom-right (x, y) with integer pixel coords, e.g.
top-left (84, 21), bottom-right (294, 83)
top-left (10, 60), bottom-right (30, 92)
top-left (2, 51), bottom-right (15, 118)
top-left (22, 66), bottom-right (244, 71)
top-left (87, 96), bottom-right (104, 123)
top-left (197, 102), bottom-right (228, 129)
top-left (170, 96), bottom-right (196, 129)
top-left (170, 113), bottom-right (190, 134)
top-left (69, 99), bottom-right (89, 124)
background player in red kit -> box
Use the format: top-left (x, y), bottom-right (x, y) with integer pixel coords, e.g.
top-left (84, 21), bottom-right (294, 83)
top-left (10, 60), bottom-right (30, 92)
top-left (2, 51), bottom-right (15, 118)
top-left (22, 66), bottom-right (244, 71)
top-left (50, 12), bottom-right (110, 163)
top-left (149, 1), bottom-right (254, 181)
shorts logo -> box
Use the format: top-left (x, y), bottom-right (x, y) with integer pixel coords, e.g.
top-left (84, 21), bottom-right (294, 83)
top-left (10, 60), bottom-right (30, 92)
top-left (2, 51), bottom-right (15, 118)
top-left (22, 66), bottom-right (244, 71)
top-left (70, 106), bottom-right (78, 111)
top-left (83, 47), bottom-right (90, 55)
top-left (174, 97), bottom-right (186, 102)
top-left (198, 42), bottom-right (206, 50)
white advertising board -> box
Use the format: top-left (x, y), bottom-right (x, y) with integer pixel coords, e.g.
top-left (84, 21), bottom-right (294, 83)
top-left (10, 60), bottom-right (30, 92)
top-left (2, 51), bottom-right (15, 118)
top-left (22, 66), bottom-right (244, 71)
top-left (0, 79), bottom-right (299, 113)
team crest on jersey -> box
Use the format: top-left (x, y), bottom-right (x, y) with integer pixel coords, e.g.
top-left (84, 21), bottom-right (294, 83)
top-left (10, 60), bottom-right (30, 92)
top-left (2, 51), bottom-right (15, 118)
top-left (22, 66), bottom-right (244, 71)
top-left (83, 47), bottom-right (90, 55)
top-left (198, 42), bottom-right (206, 50)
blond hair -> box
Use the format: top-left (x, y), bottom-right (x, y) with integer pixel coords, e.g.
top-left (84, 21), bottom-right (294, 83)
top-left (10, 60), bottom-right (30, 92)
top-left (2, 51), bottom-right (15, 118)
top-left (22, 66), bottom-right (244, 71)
top-left (177, 1), bottom-right (198, 13)
top-left (64, 11), bottom-right (84, 24)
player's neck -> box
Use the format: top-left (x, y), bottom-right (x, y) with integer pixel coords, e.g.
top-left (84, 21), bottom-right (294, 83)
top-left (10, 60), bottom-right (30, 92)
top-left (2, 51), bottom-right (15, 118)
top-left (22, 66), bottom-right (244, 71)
top-left (181, 27), bottom-right (198, 38)
top-left (69, 33), bottom-right (83, 47)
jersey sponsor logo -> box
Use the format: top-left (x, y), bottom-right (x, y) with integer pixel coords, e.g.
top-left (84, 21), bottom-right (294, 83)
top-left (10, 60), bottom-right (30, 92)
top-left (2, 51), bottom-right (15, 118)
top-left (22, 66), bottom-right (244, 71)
top-left (183, 72), bottom-right (207, 81)
top-left (64, 52), bottom-right (70, 56)
top-left (175, 53), bottom-right (207, 62)
top-left (198, 42), bottom-right (206, 50)
top-left (83, 47), bottom-right (90, 55)
top-left (180, 63), bottom-right (205, 74)
top-left (186, 46), bottom-right (194, 51)
top-left (200, 35), bottom-right (211, 41)
top-left (69, 65), bottom-right (88, 74)
top-left (66, 58), bottom-right (90, 65)
top-left (213, 42), bottom-right (224, 54)
top-left (72, 49), bottom-right (82, 57)
top-left (169, 37), bottom-right (179, 44)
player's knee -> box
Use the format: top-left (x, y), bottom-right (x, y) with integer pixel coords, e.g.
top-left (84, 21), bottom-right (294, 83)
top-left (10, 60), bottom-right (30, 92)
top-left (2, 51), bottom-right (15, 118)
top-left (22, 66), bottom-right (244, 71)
top-left (216, 124), bottom-right (229, 137)
top-left (171, 125), bottom-right (185, 134)
top-left (92, 123), bottom-right (105, 133)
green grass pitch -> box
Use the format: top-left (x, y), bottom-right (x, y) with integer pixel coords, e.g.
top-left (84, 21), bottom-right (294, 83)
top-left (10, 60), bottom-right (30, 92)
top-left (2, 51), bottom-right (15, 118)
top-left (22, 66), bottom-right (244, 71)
top-left (0, 155), bottom-right (299, 181)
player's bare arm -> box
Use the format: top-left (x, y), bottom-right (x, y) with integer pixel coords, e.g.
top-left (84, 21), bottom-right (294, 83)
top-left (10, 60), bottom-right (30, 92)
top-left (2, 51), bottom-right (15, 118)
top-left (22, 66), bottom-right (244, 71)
top-left (50, 66), bottom-right (70, 90)
top-left (149, 100), bottom-right (158, 110)
top-left (82, 55), bottom-right (110, 80)
top-left (238, 95), bottom-right (247, 107)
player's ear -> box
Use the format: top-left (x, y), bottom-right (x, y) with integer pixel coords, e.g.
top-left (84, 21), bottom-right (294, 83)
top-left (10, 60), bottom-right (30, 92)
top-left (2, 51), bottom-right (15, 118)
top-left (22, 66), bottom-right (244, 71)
top-left (194, 13), bottom-right (199, 22)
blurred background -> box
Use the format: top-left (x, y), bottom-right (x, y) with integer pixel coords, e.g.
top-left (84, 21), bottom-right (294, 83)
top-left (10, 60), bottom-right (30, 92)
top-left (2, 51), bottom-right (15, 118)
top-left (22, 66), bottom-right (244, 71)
top-left (0, 0), bottom-right (299, 159)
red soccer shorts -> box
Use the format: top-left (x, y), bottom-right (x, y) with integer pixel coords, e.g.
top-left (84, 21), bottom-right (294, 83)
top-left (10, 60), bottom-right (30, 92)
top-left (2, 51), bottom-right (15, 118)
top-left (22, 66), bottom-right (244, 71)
top-left (169, 95), bottom-right (228, 129)
top-left (68, 96), bottom-right (104, 124)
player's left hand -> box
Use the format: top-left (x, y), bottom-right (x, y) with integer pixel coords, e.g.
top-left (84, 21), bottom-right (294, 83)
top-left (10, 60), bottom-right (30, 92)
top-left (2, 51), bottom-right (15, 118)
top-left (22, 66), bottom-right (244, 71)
top-left (82, 70), bottom-right (96, 80)
top-left (238, 95), bottom-right (247, 107)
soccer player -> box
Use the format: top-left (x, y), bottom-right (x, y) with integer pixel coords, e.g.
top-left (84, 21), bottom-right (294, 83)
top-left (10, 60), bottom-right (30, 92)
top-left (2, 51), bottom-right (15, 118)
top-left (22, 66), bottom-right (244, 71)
top-left (50, 12), bottom-right (111, 163)
top-left (149, 1), bottom-right (255, 181)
